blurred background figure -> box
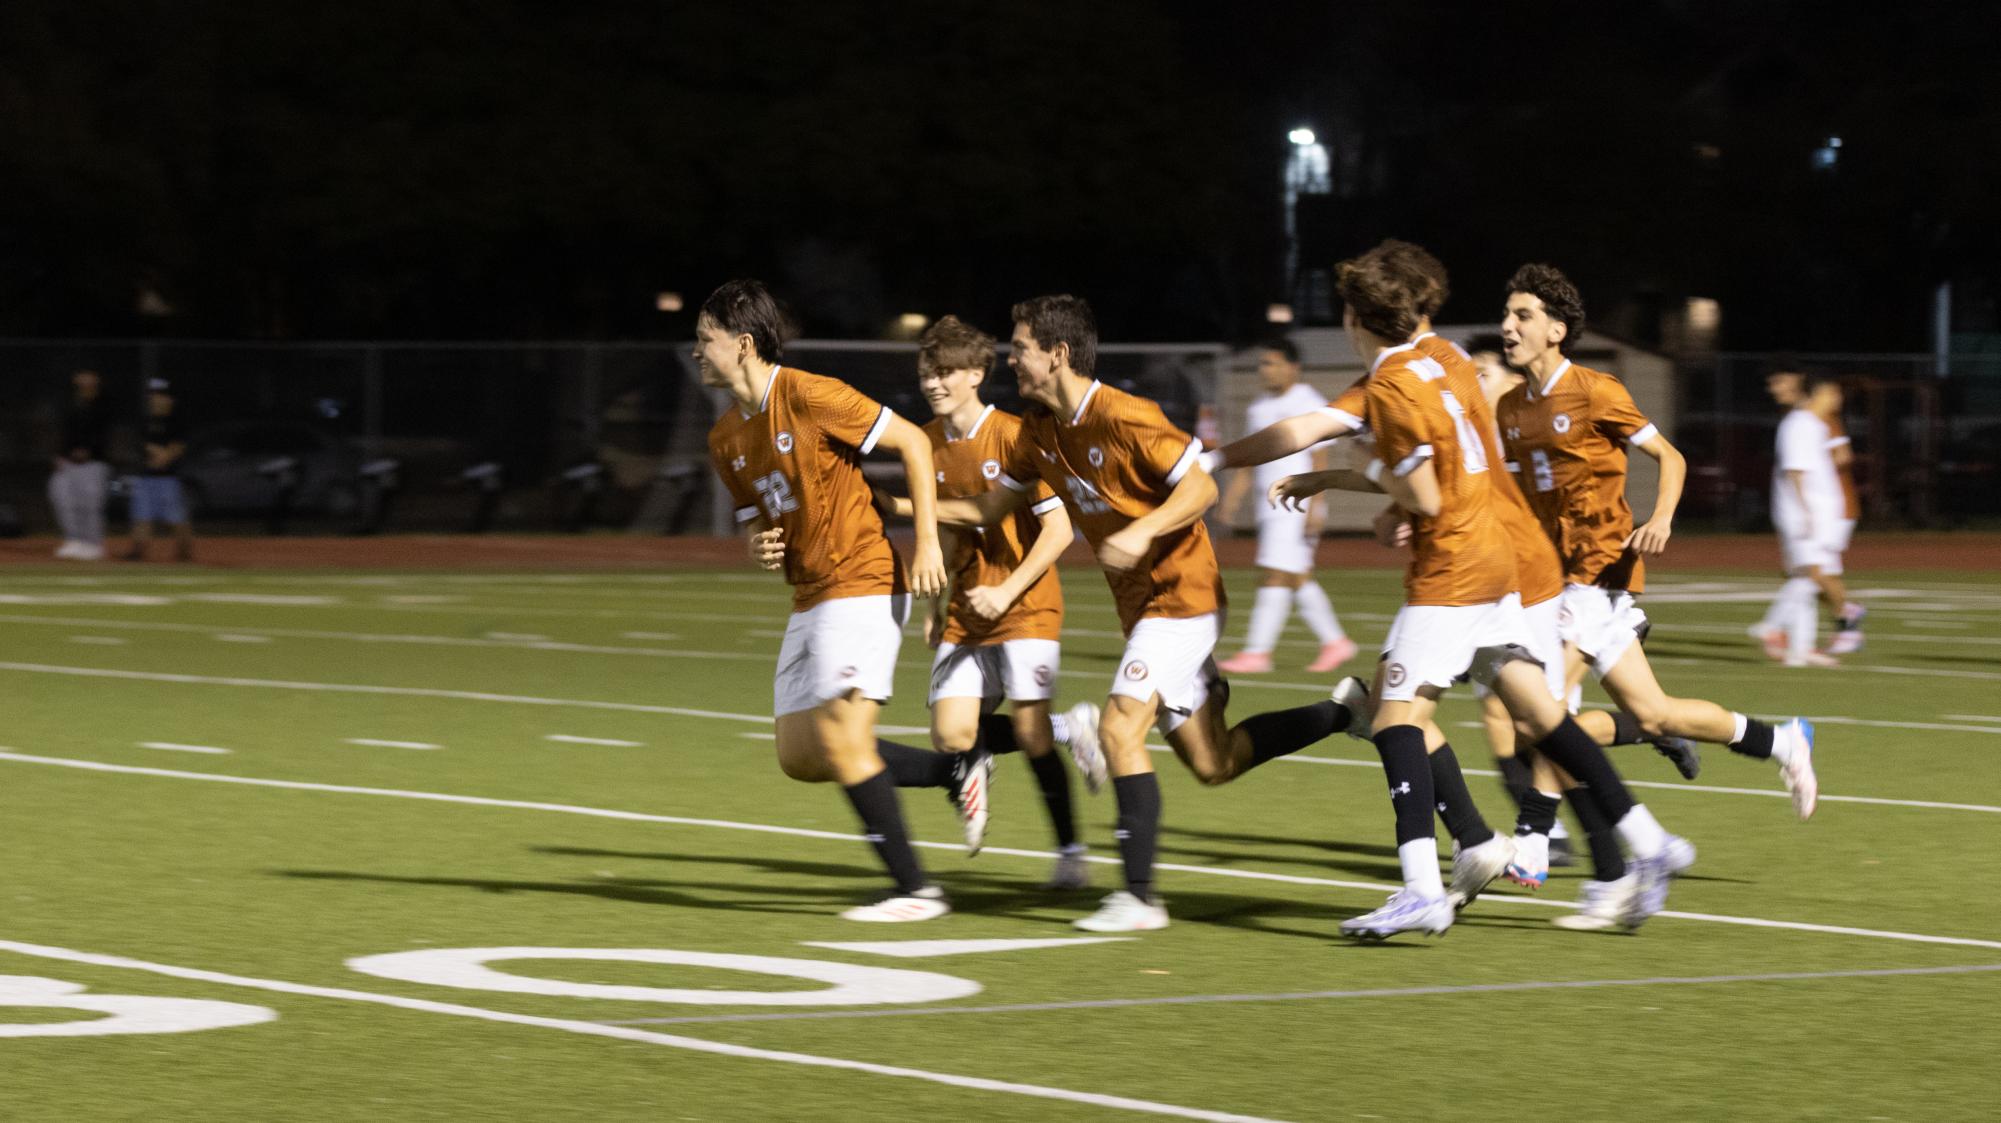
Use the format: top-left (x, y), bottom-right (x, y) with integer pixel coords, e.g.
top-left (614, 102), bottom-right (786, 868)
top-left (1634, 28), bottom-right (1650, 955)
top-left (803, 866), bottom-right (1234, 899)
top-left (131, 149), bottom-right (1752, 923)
top-left (127, 379), bottom-right (195, 563)
top-left (50, 368), bottom-right (112, 560)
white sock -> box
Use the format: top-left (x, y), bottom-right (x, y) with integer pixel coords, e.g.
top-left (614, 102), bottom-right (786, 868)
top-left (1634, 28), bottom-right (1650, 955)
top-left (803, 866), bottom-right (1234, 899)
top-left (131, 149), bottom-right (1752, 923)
top-left (1243, 586), bottom-right (1292, 654)
top-left (1049, 712), bottom-right (1071, 744)
top-left (1614, 803), bottom-right (1668, 860)
top-left (1399, 837), bottom-right (1446, 898)
top-left (1293, 582), bottom-right (1346, 644)
top-left (1757, 581), bottom-right (1789, 632)
top-left (1786, 580), bottom-right (1818, 662)
top-left (1550, 819), bottom-right (1571, 842)
top-left (1768, 721), bottom-right (1797, 768)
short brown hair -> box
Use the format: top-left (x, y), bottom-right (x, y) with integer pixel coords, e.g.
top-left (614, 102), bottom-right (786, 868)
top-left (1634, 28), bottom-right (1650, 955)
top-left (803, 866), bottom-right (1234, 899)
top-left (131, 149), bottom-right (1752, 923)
top-left (1333, 242), bottom-right (1427, 342)
top-left (917, 315), bottom-right (996, 378)
top-left (1505, 264), bottom-right (1586, 352)
top-left (1378, 240), bottom-right (1449, 320)
top-left (699, 278), bottom-right (790, 364)
top-left (1010, 294), bottom-right (1098, 377)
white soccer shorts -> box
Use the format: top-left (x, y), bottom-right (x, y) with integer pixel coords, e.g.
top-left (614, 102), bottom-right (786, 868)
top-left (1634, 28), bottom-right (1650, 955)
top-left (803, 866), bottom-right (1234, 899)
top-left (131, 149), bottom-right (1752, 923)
top-left (929, 638), bottom-right (1061, 705)
top-left (1474, 592), bottom-right (1567, 705)
top-left (1378, 593), bottom-right (1536, 703)
top-left (1254, 510), bottom-right (1315, 575)
top-left (1109, 613), bottom-right (1221, 734)
top-left (772, 594), bottom-right (909, 717)
top-left (1559, 583), bottom-right (1651, 678)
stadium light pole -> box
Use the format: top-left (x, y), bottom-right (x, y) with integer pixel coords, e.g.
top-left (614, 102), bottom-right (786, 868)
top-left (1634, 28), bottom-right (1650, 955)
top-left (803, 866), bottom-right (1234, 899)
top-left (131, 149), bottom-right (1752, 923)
top-left (1283, 126), bottom-right (1332, 322)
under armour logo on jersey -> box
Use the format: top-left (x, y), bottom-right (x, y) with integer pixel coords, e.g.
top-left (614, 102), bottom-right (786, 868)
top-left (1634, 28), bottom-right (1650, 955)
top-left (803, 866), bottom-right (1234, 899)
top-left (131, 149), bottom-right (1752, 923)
top-left (1552, 414), bottom-right (1572, 434)
top-left (981, 458), bottom-right (1000, 480)
top-left (731, 455), bottom-right (746, 470)
top-left (775, 430), bottom-right (795, 454)
top-left (1041, 449), bottom-right (1058, 462)
top-left (1505, 427), bottom-right (1521, 441)
top-left (1088, 447), bottom-right (1104, 467)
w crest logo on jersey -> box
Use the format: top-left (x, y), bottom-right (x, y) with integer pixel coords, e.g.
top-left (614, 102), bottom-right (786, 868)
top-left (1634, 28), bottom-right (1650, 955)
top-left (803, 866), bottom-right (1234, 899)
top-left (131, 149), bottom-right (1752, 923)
top-left (981, 459), bottom-right (1001, 480)
top-left (1088, 447), bottom-right (1104, 467)
top-left (775, 431), bottom-right (795, 454)
top-left (1552, 414), bottom-right (1572, 434)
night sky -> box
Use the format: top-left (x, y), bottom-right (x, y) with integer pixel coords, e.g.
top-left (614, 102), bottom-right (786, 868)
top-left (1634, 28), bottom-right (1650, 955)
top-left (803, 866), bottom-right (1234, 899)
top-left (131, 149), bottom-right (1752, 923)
top-left (2, 0), bottom-right (1995, 350)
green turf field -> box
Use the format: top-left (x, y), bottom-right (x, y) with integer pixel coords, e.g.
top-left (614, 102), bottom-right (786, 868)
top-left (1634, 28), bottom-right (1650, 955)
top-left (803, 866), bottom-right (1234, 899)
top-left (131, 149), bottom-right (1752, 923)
top-left (1, 563), bottom-right (1996, 1121)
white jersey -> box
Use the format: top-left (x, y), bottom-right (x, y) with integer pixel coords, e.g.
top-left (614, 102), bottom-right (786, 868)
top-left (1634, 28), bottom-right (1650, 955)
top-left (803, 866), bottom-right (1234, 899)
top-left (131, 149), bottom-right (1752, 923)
top-left (1245, 382), bottom-right (1331, 495)
top-left (1772, 408), bottom-right (1843, 532)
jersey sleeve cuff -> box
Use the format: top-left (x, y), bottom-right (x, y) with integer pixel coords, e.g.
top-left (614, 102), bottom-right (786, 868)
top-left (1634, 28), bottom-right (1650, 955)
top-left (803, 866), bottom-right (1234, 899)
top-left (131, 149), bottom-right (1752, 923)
top-left (1030, 495), bottom-right (1064, 516)
top-left (859, 407), bottom-right (895, 454)
top-left (1319, 406), bottom-right (1366, 432)
top-left (734, 505), bottom-right (762, 525)
top-left (1625, 422), bottom-right (1658, 446)
top-left (1165, 437), bottom-right (1203, 485)
top-left (1391, 444), bottom-right (1434, 477)
top-left (997, 472), bottom-right (1032, 493)
top-left (1827, 435), bottom-right (1851, 448)
top-left (1362, 459), bottom-right (1386, 484)
top-left (1197, 449), bottom-right (1222, 475)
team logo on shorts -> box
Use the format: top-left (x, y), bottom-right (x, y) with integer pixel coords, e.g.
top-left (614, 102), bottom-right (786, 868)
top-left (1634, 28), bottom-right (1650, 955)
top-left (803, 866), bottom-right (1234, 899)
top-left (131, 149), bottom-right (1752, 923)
top-left (775, 431), bottom-right (795, 454)
top-left (981, 458), bottom-right (1001, 480)
top-left (839, 665), bottom-right (857, 679)
top-left (1552, 413), bottom-right (1572, 434)
top-left (1122, 659), bottom-right (1149, 681)
top-left (1034, 665), bottom-right (1053, 686)
top-left (1385, 662), bottom-right (1407, 687)
top-left (1088, 447), bottom-right (1104, 467)
top-left (937, 470), bottom-right (946, 482)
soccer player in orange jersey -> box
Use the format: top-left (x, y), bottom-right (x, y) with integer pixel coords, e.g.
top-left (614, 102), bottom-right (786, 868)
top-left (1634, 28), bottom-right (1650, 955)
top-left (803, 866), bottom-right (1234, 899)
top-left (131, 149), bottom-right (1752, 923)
top-left (1494, 265), bottom-right (1820, 850)
top-left (700, 279), bottom-right (957, 923)
top-left (898, 295), bottom-right (1361, 933)
top-left (909, 315), bottom-right (1106, 887)
top-left (1276, 242), bottom-right (1690, 938)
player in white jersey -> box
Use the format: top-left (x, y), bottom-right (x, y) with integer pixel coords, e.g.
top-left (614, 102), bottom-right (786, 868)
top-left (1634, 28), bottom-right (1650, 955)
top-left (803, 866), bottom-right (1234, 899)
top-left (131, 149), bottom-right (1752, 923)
top-left (1215, 338), bottom-right (1357, 674)
top-left (1758, 371), bottom-right (1848, 667)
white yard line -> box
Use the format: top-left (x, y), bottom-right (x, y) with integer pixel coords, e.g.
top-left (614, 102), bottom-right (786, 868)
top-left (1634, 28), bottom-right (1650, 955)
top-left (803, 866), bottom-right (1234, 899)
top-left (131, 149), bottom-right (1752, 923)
top-left (212, 634), bottom-right (274, 644)
top-left (3, 750), bottom-right (1999, 953)
top-left (136, 742), bottom-right (231, 755)
top-left (344, 739), bottom-right (442, 750)
top-left (68, 636), bottom-right (128, 645)
top-left (0, 938), bottom-right (1286, 1123)
top-left (544, 735), bottom-right (645, 747)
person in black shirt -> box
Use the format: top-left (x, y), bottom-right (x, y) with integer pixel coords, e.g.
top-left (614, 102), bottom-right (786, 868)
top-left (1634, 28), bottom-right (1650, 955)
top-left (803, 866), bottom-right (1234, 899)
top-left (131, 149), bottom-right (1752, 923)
top-left (50, 369), bottom-right (113, 561)
top-left (126, 379), bottom-right (194, 562)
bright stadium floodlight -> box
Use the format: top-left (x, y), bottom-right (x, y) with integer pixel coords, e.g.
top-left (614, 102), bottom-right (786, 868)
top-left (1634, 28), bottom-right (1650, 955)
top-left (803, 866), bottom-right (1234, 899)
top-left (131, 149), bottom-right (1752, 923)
top-left (655, 291), bottom-right (684, 312)
top-left (1266, 303), bottom-right (1295, 324)
top-left (1288, 127), bottom-right (1316, 147)
top-left (898, 313), bottom-right (928, 331)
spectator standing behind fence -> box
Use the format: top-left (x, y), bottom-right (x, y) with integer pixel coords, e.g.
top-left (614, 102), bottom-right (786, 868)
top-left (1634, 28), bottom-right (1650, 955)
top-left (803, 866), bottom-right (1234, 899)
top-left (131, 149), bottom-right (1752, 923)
top-left (125, 379), bottom-right (194, 563)
top-left (50, 369), bottom-right (113, 561)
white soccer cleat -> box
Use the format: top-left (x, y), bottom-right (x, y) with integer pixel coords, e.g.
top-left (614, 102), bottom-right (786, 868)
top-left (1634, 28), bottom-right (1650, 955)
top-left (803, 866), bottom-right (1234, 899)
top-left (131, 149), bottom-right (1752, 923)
top-left (1073, 890), bottom-right (1168, 932)
top-left (1623, 851), bottom-right (1676, 928)
top-left (1749, 624), bottom-right (1788, 662)
top-left (1339, 888), bottom-right (1455, 940)
top-left (1824, 631), bottom-right (1864, 655)
top-left (54, 540), bottom-right (83, 560)
top-left (948, 749), bottom-right (995, 855)
top-left (1046, 843), bottom-right (1091, 890)
top-left (1330, 676), bottom-right (1373, 741)
top-left (1446, 833), bottom-right (1516, 910)
top-left (1552, 876), bottom-right (1640, 932)
top-left (839, 886), bottom-right (951, 923)
top-left (1505, 831), bottom-right (1550, 889)
top-left (1059, 702), bottom-right (1107, 794)
top-left (1777, 718), bottom-right (1819, 821)
top-left (1662, 833), bottom-right (1698, 877)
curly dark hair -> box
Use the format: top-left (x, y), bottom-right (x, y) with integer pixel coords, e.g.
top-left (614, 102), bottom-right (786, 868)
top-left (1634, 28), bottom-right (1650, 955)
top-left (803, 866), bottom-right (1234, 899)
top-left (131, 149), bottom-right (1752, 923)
top-left (1504, 264), bottom-right (1585, 353)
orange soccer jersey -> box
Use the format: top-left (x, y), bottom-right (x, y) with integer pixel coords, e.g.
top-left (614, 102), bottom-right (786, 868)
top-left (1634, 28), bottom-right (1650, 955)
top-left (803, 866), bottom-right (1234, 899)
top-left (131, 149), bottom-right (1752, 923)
top-left (1494, 360), bottom-right (1657, 593)
top-left (1364, 343), bottom-right (1517, 607)
top-left (1828, 416), bottom-right (1861, 520)
top-left (925, 406), bottom-right (1065, 645)
top-left (1000, 380), bottom-right (1223, 634)
top-left (707, 366), bottom-right (903, 612)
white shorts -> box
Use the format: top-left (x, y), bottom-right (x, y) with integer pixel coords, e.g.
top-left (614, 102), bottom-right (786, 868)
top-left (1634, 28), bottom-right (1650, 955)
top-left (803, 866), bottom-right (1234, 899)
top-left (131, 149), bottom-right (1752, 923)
top-left (773, 594), bottom-right (909, 717)
top-left (1254, 512), bottom-right (1315, 575)
top-left (1111, 613), bottom-right (1221, 734)
top-left (1559, 584), bottom-right (1650, 678)
top-left (929, 638), bottom-right (1061, 705)
top-left (1378, 593), bottom-right (1536, 703)
top-left (1475, 594), bottom-right (1566, 704)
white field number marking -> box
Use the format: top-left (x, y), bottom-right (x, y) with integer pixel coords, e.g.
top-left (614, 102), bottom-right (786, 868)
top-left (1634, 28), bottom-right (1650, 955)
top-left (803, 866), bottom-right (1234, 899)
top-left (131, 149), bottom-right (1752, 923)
top-left (0, 976), bottom-right (275, 1037)
top-left (347, 947), bottom-right (981, 1007)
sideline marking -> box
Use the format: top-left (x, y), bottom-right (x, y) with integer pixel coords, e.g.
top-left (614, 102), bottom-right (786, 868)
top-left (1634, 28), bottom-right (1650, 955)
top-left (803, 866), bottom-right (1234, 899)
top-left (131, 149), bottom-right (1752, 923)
top-left (599, 962), bottom-right (2001, 1026)
top-left (545, 735), bottom-right (645, 747)
top-left (0, 939), bottom-right (1290, 1123)
top-left (212, 634), bottom-right (274, 644)
top-left (804, 938), bottom-right (1134, 959)
top-left (344, 739), bottom-right (442, 750)
top-left (4, 750), bottom-right (1999, 953)
top-left (68, 636), bottom-right (128, 646)
top-left (136, 742), bottom-right (232, 755)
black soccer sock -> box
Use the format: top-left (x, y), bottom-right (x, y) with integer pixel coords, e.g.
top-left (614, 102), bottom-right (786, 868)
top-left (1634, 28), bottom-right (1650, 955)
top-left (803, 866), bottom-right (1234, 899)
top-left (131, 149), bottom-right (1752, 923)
top-left (1496, 754), bottom-right (1537, 809)
top-left (841, 770), bottom-right (928, 894)
top-left (1514, 788), bottom-right (1560, 837)
top-left (1729, 718), bottom-right (1776, 760)
top-left (1564, 785), bottom-right (1628, 882)
top-left (1532, 716), bottom-right (1638, 824)
top-left (1427, 744), bottom-right (1493, 850)
top-left (1240, 700), bottom-right (1347, 770)
top-left (979, 713), bottom-right (1022, 755)
top-left (1111, 773), bottom-right (1162, 902)
top-left (1610, 711), bottom-right (1647, 746)
top-left (875, 740), bottom-right (957, 787)
top-left (1372, 725), bottom-right (1435, 847)
top-left (1028, 750), bottom-right (1078, 849)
